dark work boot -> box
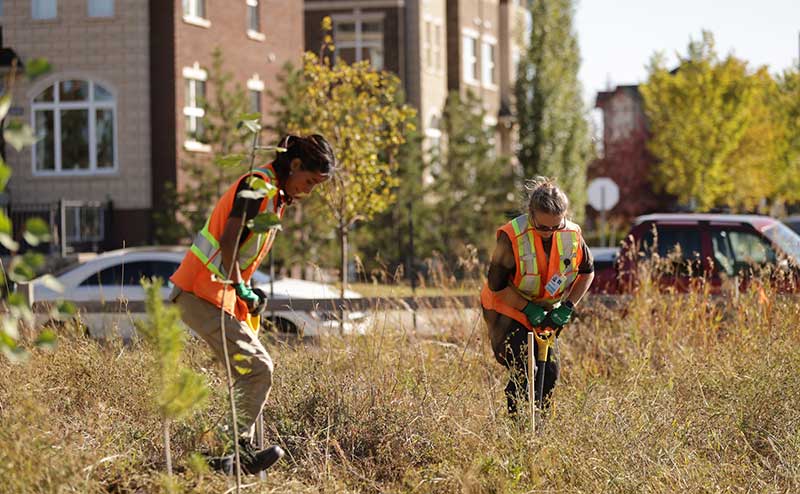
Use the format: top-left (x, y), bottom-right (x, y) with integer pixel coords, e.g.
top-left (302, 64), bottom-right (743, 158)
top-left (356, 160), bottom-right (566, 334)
top-left (207, 439), bottom-right (285, 475)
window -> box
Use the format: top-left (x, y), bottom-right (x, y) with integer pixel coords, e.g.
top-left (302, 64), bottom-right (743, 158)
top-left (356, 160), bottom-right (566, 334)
top-left (712, 229), bottom-right (776, 276)
top-left (31, 80), bottom-right (117, 174)
top-left (424, 21), bottom-right (432, 68)
top-left (462, 32), bottom-right (479, 83)
top-left (32, 0), bottom-right (57, 19)
top-left (65, 203), bottom-right (104, 243)
top-left (333, 11), bottom-right (385, 70)
top-left (247, 0), bottom-right (260, 32)
top-left (182, 0), bottom-right (205, 18)
top-left (80, 261), bottom-right (179, 286)
top-left (183, 64), bottom-right (207, 147)
top-left (482, 39), bottom-right (497, 85)
top-left (425, 113), bottom-right (442, 157)
top-left (88, 0), bottom-right (114, 17)
top-left (247, 74), bottom-right (263, 115)
top-left (639, 226), bottom-right (703, 274)
top-left (433, 24), bottom-right (442, 71)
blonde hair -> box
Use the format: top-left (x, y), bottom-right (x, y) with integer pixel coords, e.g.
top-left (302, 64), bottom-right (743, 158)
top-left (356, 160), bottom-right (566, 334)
top-left (524, 176), bottom-right (569, 216)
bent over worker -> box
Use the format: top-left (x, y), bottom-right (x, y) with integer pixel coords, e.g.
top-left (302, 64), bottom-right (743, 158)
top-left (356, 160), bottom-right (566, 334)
top-left (481, 177), bottom-right (594, 416)
top-left (169, 134), bottom-right (335, 473)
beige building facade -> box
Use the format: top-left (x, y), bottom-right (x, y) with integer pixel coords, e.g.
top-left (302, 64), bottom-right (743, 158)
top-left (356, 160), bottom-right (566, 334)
top-left (2, 0), bottom-right (303, 251)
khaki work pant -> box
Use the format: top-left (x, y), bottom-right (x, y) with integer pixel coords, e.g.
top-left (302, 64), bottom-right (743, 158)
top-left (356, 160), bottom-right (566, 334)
top-left (172, 288), bottom-right (273, 439)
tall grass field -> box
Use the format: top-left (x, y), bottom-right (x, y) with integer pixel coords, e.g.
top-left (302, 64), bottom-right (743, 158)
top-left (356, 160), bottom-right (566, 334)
top-left (2, 277), bottom-right (799, 493)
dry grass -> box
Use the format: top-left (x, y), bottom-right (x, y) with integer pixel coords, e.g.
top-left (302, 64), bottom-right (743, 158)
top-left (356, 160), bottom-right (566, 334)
top-left (2, 274), bottom-right (800, 493)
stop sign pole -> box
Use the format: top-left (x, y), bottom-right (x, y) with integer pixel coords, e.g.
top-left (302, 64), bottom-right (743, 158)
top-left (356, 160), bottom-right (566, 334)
top-left (587, 178), bottom-right (620, 247)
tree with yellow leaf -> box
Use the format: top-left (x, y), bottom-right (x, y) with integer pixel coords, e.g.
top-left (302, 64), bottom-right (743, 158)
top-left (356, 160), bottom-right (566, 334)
top-left (274, 18), bottom-right (416, 294)
top-left (640, 32), bottom-right (786, 210)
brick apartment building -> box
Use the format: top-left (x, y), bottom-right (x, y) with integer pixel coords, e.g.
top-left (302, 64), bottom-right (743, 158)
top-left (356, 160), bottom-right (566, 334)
top-left (305, 0), bottom-right (529, 159)
top-left (2, 0), bottom-right (302, 252)
top-left (591, 84), bottom-right (672, 222)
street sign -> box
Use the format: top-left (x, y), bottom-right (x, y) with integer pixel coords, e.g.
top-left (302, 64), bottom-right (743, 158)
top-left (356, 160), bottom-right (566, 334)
top-left (587, 177), bottom-right (619, 212)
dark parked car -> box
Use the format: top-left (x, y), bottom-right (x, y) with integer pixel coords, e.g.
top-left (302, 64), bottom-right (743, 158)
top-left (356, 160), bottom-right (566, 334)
top-left (590, 214), bottom-right (800, 294)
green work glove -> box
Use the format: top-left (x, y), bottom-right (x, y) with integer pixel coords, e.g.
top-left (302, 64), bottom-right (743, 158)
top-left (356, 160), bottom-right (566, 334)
top-left (522, 302), bottom-right (547, 327)
top-left (234, 282), bottom-right (260, 307)
top-left (547, 301), bottom-right (574, 328)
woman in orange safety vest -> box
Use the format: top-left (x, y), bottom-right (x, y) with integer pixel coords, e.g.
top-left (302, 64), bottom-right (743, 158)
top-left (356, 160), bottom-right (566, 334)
top-left (170, 134), bottom-right (335, 474)
top-left (481, 177), bottom-right (595, 416)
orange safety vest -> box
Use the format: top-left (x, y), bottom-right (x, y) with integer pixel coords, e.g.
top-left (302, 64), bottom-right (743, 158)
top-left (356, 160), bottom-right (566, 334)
top-left (171, 164), bottom-right (285, 321)
top-left (480, 214), bottom-right (584, 329)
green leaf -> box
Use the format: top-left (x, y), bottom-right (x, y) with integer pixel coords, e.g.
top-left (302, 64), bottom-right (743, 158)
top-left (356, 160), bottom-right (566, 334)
top-left (0, 94), bottom-right (11, 122)
top-left (4, 120), bottom-right (38, 151)
top-left (22, 252), bottom-right (45, 270)
top-left (240, 119), bottom-right (261, 134)
top-left (34, 329), bottom-right (58, 350)
top-left (213, 153), bottom-right (247, 167)
top-left (247, 212), bottom-right (282, 233)
top-left (1, 345), bottom-right (29, 364)
top-left (25, 58), bottom-right (52, 80)
top-left (39, 274), bottom-right (64, 293)
top-left (9, 257), bottom-right (35, 282)
top-left (0, 233), bottom-right (19, 252)
top-left (236, 189), bottom-right (268, 201)
top-left (0, 211), bottom-right (11, 234)
top-left (246, 177), bottom-right (277, 198)
top-left (7, 292), bottom-right (27, 308)
top-left (23, 217), bottom-right (51, 246)
top-left (2, 317), bottom-right (19, 340)
top-left (237, 112), bottom-right (262, 122)
top-left (56, 301), bottom-right (77, 320)
top-left (0, 160), bottom-right (11, 190)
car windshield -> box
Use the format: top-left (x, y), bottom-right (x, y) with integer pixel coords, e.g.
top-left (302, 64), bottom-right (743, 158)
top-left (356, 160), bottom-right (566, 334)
top-left (763, 223), bottom-right (800, 266)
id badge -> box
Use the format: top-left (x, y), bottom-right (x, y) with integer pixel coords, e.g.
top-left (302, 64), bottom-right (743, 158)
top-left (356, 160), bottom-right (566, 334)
top-left (544, 273), bottom-right (566, 296)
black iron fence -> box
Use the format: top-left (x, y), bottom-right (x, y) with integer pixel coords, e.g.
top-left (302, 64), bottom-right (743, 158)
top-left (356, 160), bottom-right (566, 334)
top-left (2, 199), bottom-right (113, 255)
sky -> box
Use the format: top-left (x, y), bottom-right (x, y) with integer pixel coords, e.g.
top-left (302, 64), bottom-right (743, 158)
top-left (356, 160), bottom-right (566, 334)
top-left (575, 0), bottom-right (800, 105)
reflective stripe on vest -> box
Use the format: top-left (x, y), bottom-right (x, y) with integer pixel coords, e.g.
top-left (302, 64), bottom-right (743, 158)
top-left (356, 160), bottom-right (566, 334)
top-left (190, 166), bottom-right (279, 279)
top-left (508, 214), bottom-right (581, 301)
top-left (511, 215), bottom-right (541, 295)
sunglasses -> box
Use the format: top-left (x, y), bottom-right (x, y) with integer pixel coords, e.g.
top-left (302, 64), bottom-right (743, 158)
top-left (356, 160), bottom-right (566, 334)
top-left (531, 216), bottom-right (565, 232)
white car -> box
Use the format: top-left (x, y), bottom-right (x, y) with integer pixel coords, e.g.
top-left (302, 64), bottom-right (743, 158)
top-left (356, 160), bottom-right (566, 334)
top-left (30, 246), bottom-right (367, 339)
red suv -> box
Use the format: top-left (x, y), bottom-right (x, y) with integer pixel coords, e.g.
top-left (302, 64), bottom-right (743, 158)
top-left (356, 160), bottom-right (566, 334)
top-left (591, 214), bottom-right (800, 294)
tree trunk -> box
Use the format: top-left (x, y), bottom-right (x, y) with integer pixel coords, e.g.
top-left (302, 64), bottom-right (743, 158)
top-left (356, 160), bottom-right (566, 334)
top-left (163, 418), bottom-right (173, 476)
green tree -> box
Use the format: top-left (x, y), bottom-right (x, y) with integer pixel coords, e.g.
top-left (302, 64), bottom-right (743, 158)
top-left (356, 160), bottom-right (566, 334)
top-left (641, 32), bottom-right (787, 211)
top-left (154, 48), bottom-right (250, 244)
top-left (136, 278), bottom-right (208, 477)
top-left (0, 59), bottom-right (74, 362)
top-left (273, 22), bottom-right (416, 294)
top-left (423, 91), bottom-right (514, 268)
top-left (773, 69), bottom-right (800, 207)
top-left (515, 0), bottom-right (591, 222)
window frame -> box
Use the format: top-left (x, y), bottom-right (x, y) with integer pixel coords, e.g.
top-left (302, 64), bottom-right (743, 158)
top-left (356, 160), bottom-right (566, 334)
top-left (462, 29), bottom-right (479, 85)
top-left (332, 10), bottom-right (385, 70)
top-left (182, 0), bottom-right (210, 28)
top-left (247, 74), bottom-right (264, 115)
top-left (481, 36), bottom-right (498, 87)
top-left (32, 0), bottom-right (57, 20)
top-left (30, 79), bottom-right (119, 176)
top-left (87, 0), bottom-right (114, 18)
top-left (182, 64), bottom-right (209, 152)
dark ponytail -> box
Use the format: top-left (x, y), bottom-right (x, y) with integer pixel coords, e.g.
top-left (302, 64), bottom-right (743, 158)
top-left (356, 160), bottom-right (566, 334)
top-left (273, 133), bottom-right (336, 184)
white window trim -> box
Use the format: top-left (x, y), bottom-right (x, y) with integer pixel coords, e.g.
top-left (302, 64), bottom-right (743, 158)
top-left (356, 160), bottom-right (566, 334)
top-left (462, 31), bottom-right (479, 85)
top-left (247, 30), bottom-right (266, 41)
top-left (247, 74), bottom-right (265, 92)
top-left (30, 80), bottom-right (119, 177)
top-left (481, 38), bottom-right (498, 89)
top-left (184, 140), bottom-right (211, 153)
top-left (183, 63), bottom-right (208, 152)
top-left (182, 15), bottom-right (211, 28)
